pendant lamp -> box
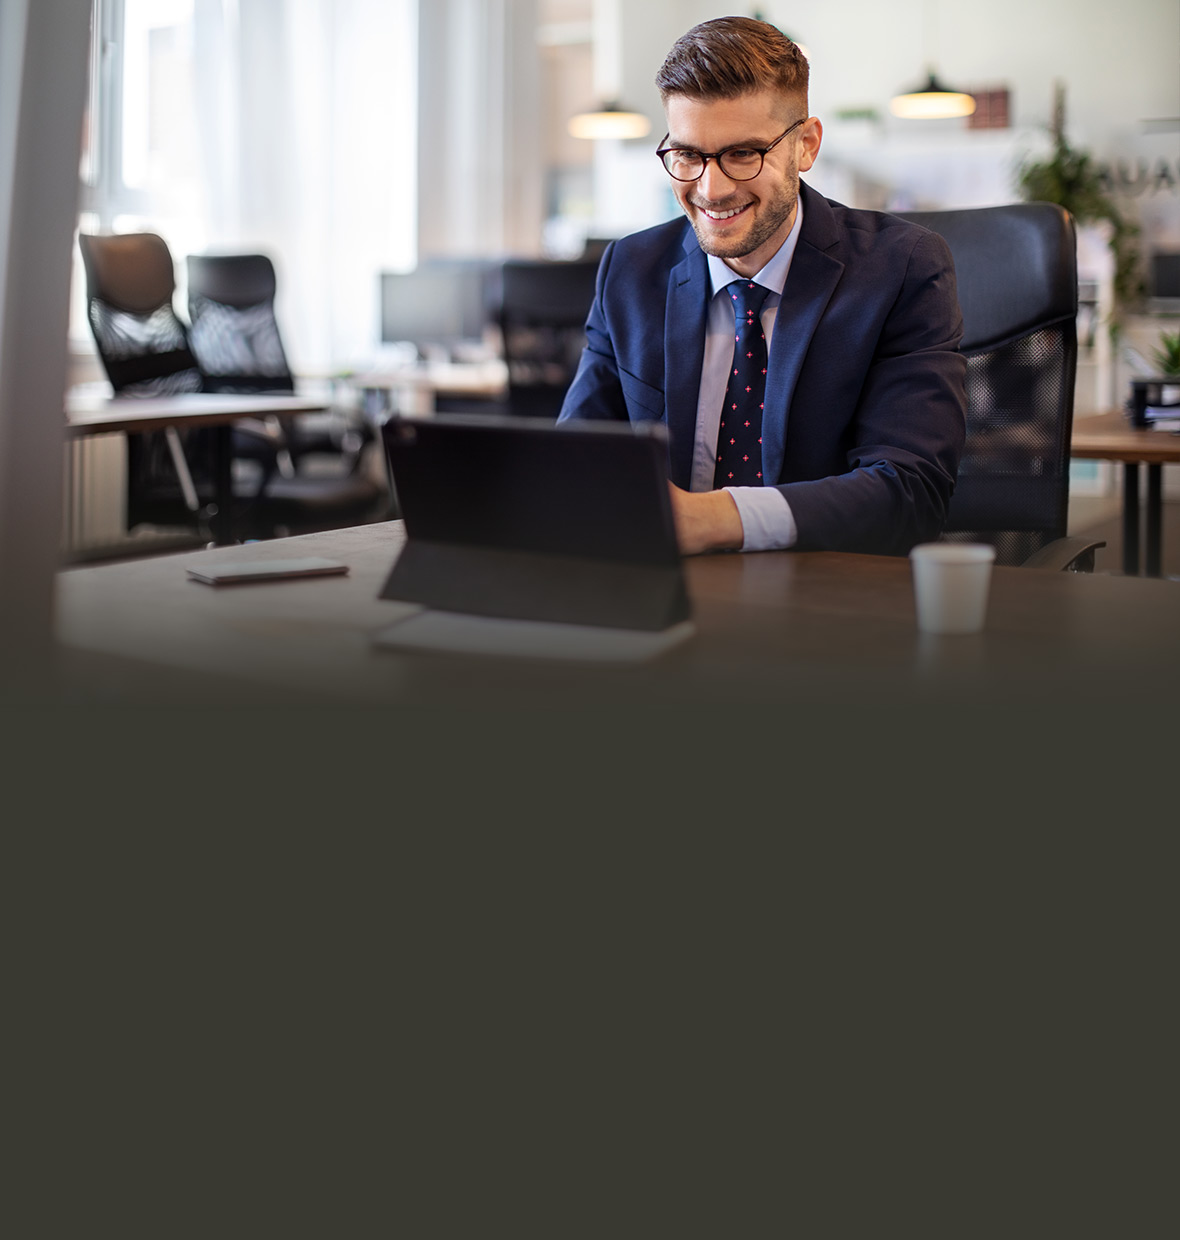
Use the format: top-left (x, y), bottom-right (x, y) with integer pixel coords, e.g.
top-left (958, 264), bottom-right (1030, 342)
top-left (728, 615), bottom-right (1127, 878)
top-left (568, 100), bottom-right (651, 141)
top-left (890, 70), bottom-right (976, 119)
top-left (889, 0), bottom-right (974, 119)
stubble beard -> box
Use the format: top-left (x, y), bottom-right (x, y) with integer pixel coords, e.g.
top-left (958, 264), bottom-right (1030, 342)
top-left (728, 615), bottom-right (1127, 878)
top-left (686, 168), bottom-right (799, 261)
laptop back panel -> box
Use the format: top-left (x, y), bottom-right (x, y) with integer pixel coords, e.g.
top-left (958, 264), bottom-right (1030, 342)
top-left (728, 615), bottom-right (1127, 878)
top-left (378, 416), bottom-right (688, 630)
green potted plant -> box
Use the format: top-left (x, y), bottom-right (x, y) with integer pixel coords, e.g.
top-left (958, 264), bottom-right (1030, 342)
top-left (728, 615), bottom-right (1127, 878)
top-left (1017, 82), bottom-right (1142, 339)
top-left (1151, 329), bottom-right (1180, 378)
top-left (1126, 329), bottom-right (1180, 424)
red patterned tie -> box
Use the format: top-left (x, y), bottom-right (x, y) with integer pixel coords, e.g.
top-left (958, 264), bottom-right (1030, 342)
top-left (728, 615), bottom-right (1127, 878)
top-left (714, 280), bottom-right (771, 489)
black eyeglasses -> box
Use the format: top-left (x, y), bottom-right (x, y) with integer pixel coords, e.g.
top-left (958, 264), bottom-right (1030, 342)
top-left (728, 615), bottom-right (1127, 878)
top-left (656, 117), bottom-right (807, 182)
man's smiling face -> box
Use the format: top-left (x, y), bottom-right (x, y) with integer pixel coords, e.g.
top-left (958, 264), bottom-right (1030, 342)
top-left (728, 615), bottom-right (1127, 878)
top-left (662, 88), bottom-right (820, 278)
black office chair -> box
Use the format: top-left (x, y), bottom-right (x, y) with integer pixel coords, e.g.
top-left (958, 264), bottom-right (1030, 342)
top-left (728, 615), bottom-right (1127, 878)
top-left (898, 203), bottom-right (1104, 570)
top-left (80, 233), bottom-right (385, 540)
top-left (186, 253), bottom-right (296, 394)
top-left (79, 230), bottom-right (240, 534)
top-left (187, 252), bottom-right (372, 463)
top-left (184, 251), bottom-right (386, 535)
top-left (497, 258), bottom-right (601, 420)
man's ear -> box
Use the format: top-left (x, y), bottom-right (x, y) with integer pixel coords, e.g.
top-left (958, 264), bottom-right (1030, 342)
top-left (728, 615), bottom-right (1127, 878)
top-left (798, 118), bottom-right (822, 173)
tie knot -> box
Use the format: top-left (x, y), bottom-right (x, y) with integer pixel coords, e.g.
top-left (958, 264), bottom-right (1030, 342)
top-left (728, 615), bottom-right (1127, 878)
top-left (728, 280), bottom-right (771, 323)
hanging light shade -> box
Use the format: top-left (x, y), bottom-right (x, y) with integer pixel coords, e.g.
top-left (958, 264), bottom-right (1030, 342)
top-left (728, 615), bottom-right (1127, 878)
top-left (568, 101), bottom-right (652, 141)
top-left (890, 70), bottom-right (976, 119)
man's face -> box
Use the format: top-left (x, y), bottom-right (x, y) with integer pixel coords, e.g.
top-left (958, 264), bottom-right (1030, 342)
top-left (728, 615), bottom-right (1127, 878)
top-left (662, 89), bottom-right (820, 277)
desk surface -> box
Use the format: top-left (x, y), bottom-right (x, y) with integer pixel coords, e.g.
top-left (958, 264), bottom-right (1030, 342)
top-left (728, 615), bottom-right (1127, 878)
top-left (65, 390), bottom-right (329, 437)
top-left (343, 359), bottom-right (508, 399)
top-left (52, 521), bottom-right (1180, 709)
top-left (1071, 410), bottom-right (1180, 464)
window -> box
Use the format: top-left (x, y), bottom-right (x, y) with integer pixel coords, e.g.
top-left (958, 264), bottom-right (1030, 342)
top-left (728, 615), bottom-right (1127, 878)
top-left (75, 0), bottom-right (419, 369)
top-left (80, 0), bottom-right (201, 234)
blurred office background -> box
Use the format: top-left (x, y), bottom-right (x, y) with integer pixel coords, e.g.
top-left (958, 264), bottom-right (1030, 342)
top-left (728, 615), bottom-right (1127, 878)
top-left (39, 0), bottom-right (1179, 562)
top-left (72, 0), bottom-right (1180, 377)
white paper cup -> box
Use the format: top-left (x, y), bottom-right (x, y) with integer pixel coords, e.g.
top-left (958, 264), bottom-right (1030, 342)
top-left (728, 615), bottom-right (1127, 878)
top-left (909, 543), bottom-right (996, 634)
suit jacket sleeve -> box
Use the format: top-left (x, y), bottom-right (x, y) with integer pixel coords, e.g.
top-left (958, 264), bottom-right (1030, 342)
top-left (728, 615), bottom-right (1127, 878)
top-left (778, 228), bottom-right (966, 556)
top-left (558, 242), bottom-right (630, 423)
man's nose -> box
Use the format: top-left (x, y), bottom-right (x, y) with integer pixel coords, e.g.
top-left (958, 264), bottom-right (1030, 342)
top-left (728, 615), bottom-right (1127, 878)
top-left (696, 159), bottom-right (738, 201)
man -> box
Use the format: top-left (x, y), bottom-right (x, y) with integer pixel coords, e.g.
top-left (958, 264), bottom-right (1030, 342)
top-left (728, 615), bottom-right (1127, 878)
top-left (557, 17), bottom-right (966, 557)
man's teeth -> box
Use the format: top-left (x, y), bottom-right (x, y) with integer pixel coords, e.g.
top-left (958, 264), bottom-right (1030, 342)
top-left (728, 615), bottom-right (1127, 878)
top-left (702, 205), bottom-right (745, 220)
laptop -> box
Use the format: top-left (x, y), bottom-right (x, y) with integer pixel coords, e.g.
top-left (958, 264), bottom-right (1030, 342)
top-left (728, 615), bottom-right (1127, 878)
top-left (374, 415), bottom-right (693, 654)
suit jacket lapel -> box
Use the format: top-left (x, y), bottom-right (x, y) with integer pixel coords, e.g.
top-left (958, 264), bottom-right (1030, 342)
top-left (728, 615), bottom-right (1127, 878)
top-left (664, 236), bottom-right (708, 489)
top-left (761, 185), bottom-right (844, 486)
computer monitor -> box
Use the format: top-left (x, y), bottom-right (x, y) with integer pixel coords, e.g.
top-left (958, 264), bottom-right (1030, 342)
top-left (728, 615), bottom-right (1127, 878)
top-left (379, 259), bottom-right (499, 358)
top-left (1149, 253), bottom-right (1180, 313)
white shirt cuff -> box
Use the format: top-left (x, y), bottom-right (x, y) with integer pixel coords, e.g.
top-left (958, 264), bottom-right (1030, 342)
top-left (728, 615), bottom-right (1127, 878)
top-left (726, 486), bottom-right (798, 551)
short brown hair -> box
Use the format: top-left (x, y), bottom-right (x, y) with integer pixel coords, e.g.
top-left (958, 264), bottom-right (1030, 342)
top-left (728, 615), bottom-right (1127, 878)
top-left (656, 17), bottom-right (809, 106)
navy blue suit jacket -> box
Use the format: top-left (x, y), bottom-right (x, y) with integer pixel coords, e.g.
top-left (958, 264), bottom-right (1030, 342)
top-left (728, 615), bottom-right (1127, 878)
top-left (557, 182), bottom-right (967, 556)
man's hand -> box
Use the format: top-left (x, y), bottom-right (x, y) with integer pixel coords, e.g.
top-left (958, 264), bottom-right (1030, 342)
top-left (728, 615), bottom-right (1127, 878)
top-left (667, 483), bottom-right (744, 555)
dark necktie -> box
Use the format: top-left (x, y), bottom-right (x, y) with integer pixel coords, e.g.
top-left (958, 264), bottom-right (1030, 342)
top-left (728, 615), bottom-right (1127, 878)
top-left (714, 279), bottom-right (771, 488)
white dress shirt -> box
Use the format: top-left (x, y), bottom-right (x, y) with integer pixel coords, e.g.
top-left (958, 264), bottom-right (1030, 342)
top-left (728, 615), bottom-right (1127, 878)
top-left (689, 194), bottom-right (804, 551)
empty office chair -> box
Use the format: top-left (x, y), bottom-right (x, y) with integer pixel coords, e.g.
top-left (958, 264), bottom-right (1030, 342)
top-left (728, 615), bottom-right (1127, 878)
top-left (80, 234), bottom-right (385, 540)
top-left (898, 203), bottom-right (1104, 570)
top-left (497, 258), bottom-right (601, 420)
top-left (79, 232), bottom-right (203, 397)
top-left (79, 230), bottom-right (237, 534)
top-left (187, 252), bottom-right (370, 467)
top-left (186, 252), bottom-right (296, 394)
top-left (185, 251), bottom-right (384, 534)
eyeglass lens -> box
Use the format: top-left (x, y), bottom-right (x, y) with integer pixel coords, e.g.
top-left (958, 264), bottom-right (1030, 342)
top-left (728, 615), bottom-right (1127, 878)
top-left (661, 148), bottom-right (764, 181)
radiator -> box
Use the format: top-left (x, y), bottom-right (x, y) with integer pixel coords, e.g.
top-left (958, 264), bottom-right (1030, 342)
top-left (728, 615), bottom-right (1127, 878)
top-left (62, 433), bottom-right (127, 555)
top-left (62, 434), bottom-right (208, 561)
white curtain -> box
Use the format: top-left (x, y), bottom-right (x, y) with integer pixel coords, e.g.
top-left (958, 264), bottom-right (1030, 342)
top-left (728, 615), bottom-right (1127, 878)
top-left (192, 0), bottom-right (418, 371)
top-left (82, 0), bottom-right (557, 371)
top-left (416, 0), bottom-right (544, 261)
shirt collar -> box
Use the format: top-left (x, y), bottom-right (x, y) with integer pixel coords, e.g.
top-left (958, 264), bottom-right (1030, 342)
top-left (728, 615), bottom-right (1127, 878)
top-left (706, 191), bottom-right (804, 299)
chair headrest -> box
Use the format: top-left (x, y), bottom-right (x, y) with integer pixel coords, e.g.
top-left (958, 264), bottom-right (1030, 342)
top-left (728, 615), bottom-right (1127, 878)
top-left (187, 254), bottom-right (278, 308)
top-left (79, 232), bottom-right (177, 315)
top-left (896, 203), bottom-right (1077, 351)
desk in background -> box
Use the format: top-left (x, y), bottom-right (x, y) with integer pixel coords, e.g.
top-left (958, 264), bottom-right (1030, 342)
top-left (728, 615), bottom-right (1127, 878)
top-left (341, 358), bottom-right (508, 420)
top-left (65, 390), bottom-right (332, 546)
top-left (53, 520), bottom-right (1180, 710)
top-left (65, 389), bottom-right (331, 436)
top-left (1071, 410), bottom-right (1180, 577)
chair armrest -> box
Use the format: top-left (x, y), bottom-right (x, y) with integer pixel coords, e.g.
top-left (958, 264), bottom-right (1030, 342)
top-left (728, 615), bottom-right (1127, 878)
top-left (1020, 537), bottom-right (1106, 572)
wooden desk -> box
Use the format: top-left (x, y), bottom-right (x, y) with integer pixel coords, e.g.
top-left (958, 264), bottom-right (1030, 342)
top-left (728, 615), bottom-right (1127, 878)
top-left (53, 521), bottom-right (1180, 710)
top-left (65, 391), bottom-right (330, 545)
top-left (1071, 411), bottom-right (1180, 577)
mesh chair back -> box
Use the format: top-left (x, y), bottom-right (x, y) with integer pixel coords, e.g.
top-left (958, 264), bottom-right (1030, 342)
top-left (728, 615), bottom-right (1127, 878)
top-left (186, 253), bottom-right (295, 394)
top-left (79, 232), bottom-right (203, 396)
top-left (498, 258), bottom-right (600, 419)
top-left (898, 203), bottom-right (1078, 566)
top-left (185, 252), bottom-right (384, 528)
top-left (78, 232), bottom-right (218, 530)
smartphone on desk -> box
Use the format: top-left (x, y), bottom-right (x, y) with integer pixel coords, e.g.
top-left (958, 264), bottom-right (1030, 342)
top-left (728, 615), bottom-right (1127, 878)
top-left (186, 558), bottom-right (349, 585)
